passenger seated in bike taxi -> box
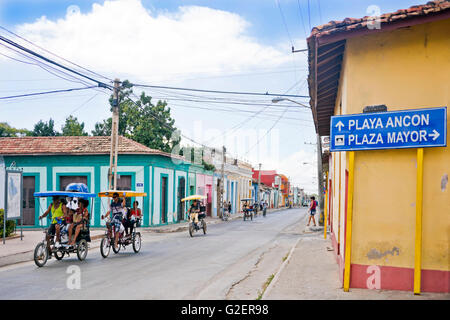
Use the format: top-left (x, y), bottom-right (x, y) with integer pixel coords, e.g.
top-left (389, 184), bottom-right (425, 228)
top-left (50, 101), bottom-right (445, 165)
top-left (101, 192), bottom-right (126, 251)
top-left (124, 200), bottom-right (142, 237)
top-left (38, 196), bottom-right (68, 254)
top-left (67, 199), bottom-right (89, 247)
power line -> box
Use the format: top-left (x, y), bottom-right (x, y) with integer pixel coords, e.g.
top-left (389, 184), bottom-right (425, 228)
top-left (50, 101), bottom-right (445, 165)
top-left (131, 83), bottom-right (309, 99)
top-left (0, 42), bottom-right (96, 88)
top-left (0, 86), bottom-right (98, 100)
top-left (276, 0), bottom-right (294, 47)
top-left (0, 33), bottom-right (111, 89)
top-left (307, 0), bottom-right (312, 32)
top-left (297, 0), bottom-right (308, 39)
top-left (0, 26), bottom-right (112, 82)
top-left (202, 78), bottom-right (306, 146)
top-left (317, 0), bottom-right (323, 25)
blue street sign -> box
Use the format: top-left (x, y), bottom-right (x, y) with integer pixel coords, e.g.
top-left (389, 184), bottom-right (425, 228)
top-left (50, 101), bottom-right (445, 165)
top-left (330, 107), bottom-right (447, 152)
top-left (136, 183), bottom-right (144, 187)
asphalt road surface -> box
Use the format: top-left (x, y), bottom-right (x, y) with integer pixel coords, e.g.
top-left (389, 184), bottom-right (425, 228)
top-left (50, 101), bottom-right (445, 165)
top-left (0, 207), bottom-right (308, 299)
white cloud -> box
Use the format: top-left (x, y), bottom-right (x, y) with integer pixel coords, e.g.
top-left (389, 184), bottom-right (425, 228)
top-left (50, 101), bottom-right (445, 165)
top-left (14, 0), bottom-right (291, 83)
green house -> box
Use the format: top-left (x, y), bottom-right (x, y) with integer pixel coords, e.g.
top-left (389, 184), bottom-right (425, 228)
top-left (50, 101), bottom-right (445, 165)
top-left (0, 136), bottom-right (213, 228)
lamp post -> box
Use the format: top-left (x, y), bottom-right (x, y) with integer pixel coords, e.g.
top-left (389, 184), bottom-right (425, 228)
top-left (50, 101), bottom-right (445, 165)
top-left (272, 97), bottom-right (324, 216)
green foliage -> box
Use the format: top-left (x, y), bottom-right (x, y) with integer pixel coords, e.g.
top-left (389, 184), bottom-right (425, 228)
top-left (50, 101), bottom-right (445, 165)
top-left (61, 115), bottom-right (88, 136)
top-left (202, 160), bottom-right (215, 172)
top-left (91, 119), bottom-right (111, 136)
top-left (0, 122), bottom-right (30, 137)
top-left (31, 118), bottom-right (60, 136)
top-left (92, 80), bottom-right (181, 153)
top-left (0, 209), bottom-right (16, 238)
top-left (179, 146), bottom-right (215, 171)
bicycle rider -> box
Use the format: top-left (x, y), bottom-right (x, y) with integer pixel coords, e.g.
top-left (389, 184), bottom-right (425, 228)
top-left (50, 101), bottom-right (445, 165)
top-left (39, 196), bottom-right (68, 256)
top-left (189, 199), bottom-right (201, 230)
top-left (102, 192), bottom-right (126, 251)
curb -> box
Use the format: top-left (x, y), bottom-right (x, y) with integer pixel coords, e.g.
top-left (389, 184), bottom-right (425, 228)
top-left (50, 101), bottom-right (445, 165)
top-left (261, 237), bottom-right (302, 299)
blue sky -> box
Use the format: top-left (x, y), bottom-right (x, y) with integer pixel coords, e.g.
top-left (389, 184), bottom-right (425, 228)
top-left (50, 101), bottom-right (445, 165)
top-left (0, 0), bottom-right (425, 192)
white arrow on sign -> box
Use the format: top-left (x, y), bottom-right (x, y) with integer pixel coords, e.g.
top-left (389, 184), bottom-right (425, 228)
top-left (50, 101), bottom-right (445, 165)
top-left (335, 121), bottom-right (345, 131)
top-left (429, 129), bottom-right (440, 141)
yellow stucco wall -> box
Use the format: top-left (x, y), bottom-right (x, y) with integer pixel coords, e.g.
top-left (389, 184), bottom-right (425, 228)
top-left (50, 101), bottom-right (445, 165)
top-left (333, 18), bottom-right (450, 271)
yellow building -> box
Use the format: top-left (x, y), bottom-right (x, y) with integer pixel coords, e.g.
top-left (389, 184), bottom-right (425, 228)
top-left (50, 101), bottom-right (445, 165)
top-left (308, 1), bottom-right (449, 293)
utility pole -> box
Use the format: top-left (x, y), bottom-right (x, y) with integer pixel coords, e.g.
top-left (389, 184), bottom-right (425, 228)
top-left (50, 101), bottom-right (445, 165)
top-left (219, 146), bottom-right (226, 218)
top-left (316, 134), bottom-right (324, 215)
top-left (257, 163), bottom-right (261, 203)
top-left (108, 78), bottom-right (120, 191)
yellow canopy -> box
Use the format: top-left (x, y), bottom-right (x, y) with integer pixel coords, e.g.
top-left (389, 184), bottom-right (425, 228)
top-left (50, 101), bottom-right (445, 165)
top-left (181, 195), bottom-right (206, 202)
top-left (98, 190), bottom-right (148, 198)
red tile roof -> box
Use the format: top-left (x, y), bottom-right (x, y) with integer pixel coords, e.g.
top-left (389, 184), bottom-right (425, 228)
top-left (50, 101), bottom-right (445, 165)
top-left (0, 136), bottom-right (179, 158)
top-left (310, 0), bottom-right (450, 40)
top-left (307, 0), bottom-right (450, 136)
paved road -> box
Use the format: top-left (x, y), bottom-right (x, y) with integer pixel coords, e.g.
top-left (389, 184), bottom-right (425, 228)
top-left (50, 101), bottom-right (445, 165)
top-left (0, 207), bottom-right (307, 299)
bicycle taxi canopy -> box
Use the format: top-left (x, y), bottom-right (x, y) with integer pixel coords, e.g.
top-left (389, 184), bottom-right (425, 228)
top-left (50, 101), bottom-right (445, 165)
top-left (98, 190), bottom-right (147, 198)
top-left (181, 195), bottom-right (207, 202)
top-left (33, 191), bottom-right (97, 198)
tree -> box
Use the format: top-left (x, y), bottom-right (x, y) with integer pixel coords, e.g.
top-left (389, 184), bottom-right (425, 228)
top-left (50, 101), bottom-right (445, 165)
top-left (61, 115), bottom-right (88, 136)
top-left (91, 119), bottom-right (111, 136)
top-left (0, 122), bottom-right (30, 137)
top-left (32, 118), bottom-right (59, 136)
top-left (92, 80), bottom-right (181, 153)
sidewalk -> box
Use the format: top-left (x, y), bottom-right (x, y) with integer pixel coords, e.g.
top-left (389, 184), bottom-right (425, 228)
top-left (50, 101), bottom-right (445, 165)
top-left (0, 207), bottom-right (284, 268)
top-left (263, 225), bottom-right (450, 300)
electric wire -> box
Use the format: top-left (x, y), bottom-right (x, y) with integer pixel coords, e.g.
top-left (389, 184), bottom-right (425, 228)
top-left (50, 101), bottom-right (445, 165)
top-left (0, 26), bottom-right (112, 82)
top-left (0, 86), bottom-right (98, 100)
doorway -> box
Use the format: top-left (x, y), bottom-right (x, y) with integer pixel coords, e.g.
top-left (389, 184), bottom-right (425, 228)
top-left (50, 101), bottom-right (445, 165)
top-left (161, 176), bottom-right (168, 224)
top-left (22, 176), bottom-right (35, 226)
top-left (116, 175), bottom-right (132, 207)
top-left (59, 175), bottom-right (87, 191)
top-left (177, 177), bottom-right (186, 221)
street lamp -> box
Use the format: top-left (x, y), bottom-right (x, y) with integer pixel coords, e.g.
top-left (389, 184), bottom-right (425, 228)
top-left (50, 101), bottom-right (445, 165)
top-left (272, 96), bottom-right (324, 218)
top-left (271, 97), bottom-right (311, 108)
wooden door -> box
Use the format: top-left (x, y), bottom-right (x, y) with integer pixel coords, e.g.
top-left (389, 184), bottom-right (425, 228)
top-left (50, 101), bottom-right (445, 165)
top-left (177, 177), bottom-right (186, 221)
top-left (161, 176), bottom-right (168, 224)
top-left (22, 176), bottom-right (35, 226)
top-left (116, 175), bottom-right (132, 207)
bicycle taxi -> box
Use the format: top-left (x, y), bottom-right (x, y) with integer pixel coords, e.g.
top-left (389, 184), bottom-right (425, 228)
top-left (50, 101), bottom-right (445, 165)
top-left (33, 183), bottom-right (96, 267)
top-left (98, 190), bottom-right (147, 258)
top-left (241, 198), bottom-right (256, 221)
top-left (181, 195), bottom-right (207, 237)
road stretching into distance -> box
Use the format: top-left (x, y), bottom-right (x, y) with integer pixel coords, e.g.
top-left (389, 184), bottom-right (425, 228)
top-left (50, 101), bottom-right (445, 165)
top-left (0, 207), bottom-right (308, 299)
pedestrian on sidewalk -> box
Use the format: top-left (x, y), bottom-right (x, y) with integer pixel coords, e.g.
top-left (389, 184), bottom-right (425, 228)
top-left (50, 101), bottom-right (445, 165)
top-left (307, 196), bottom-right (318, 226)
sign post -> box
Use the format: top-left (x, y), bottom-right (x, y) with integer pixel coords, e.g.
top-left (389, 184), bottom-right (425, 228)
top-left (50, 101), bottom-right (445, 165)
top-left (330, 107), bottom-right (447, 294)
top-left (3, 168), bottom-right (23, 244)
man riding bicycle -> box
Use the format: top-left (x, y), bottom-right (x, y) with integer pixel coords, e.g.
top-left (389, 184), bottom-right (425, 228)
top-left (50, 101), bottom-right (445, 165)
top-left (189, 199), bottom-right (201, 230)
top-left (102, 192), bottom-right (126, 251)
top-left (39, 196), bottom-right (68, 255)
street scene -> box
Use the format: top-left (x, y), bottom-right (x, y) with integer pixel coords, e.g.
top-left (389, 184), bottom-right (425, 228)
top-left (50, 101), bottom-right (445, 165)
top-left (0, 0), bottom-right (449, 306)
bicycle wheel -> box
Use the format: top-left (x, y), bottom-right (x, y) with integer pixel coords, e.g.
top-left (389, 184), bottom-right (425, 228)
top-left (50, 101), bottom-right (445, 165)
top-left (132, 233), bottom-right (141, 253)
top-left (189, 223), bottom-right (194, 237)
top-left (34, 242), bottom-right (48, 267)
top-left (77, 239), bottom-right (88, 261)
top-left (100, 237), bottom-right (110, 258)
top-left (54, 250), bottom-right (65, 260)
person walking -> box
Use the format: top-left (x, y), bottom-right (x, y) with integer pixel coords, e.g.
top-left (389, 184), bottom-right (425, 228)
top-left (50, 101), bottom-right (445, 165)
top-left (307, 196), bottom-right (318, 226)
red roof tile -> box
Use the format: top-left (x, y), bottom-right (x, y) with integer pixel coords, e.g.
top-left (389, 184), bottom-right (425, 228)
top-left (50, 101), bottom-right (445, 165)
top-left (310, 0), bottom-right (450, 39)
top-left (0, 136), bottom-right (178, 158)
